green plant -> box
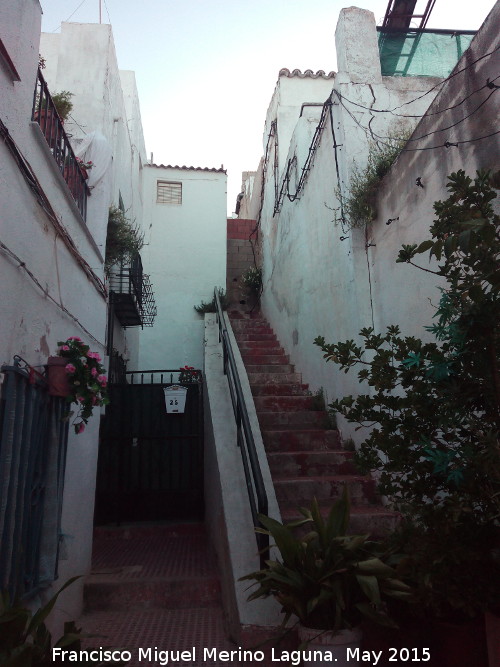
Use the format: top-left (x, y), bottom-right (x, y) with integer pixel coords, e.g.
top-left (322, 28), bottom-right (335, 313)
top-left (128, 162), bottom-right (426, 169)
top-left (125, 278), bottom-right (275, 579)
top-left (178, 366), bottom-right (202, 383)
top-left (337, 134), bottom-right (410, 230)
top-left (240, 487), bottom-right (411, 632)
top-left (315, 170), bottom-right (500, 618)
top-left (309, 387), bottom-right (326, 411)
top-left (194, 288), bottom-right (228, 314)
top-left (56, 337), bottom-right (109, 434)
top-left (105, 206), bottom-right (144, 272)
top-left (51, 91), bottom-right (73, 122)
top-left (240, 266), bottom-right (262, 296)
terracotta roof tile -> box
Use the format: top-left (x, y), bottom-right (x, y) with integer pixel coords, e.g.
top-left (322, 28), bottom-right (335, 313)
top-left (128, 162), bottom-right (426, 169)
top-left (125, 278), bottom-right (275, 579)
top-left (147, 163), bottom-right (227, 174)
top-left (279, 68), bottom-right (335, 79)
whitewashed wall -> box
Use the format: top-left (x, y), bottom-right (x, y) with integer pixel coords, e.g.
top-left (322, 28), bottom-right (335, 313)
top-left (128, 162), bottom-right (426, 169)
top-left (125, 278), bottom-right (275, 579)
top-left (139, 165), bottom-right (227, 372)
top-left (0, 1), bottom-right (109, 633)
top-left (252, 6), bottom-right (498, 442)
top-left (40, 23), bottom-right (147, 368)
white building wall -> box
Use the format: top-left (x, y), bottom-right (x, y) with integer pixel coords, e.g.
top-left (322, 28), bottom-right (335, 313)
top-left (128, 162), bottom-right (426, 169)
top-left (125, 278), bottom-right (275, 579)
top-left (40, 23), bottom-right (148, 368)
top-left (0, 2), bottom-right (108, 632)
top-left (254, 6), bottom-right (484, 441)
top-left (139, 165), bottom-right (227, 371)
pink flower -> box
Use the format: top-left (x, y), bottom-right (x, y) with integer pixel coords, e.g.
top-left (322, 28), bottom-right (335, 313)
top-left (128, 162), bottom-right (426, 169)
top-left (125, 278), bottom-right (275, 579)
top-left (75, 422), bottom-right (85, 434)
top-left (68, 336), bottom-right (82, 341)
top-left (87, 351), bottom-right (102, 361)
top-left (98, 375), bottom-right (107, 387)
top-left (65, 363), bottom-right (76, 374)
top-left (91, 367), bottom-right (98, 377)
top-left (60, 345), bottom-right (70, 352)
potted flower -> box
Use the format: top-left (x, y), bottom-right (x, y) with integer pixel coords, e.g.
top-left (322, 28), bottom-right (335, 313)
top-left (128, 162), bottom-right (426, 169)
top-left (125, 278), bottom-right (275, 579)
top-left (241, 487), bottom-right (411, 665)
top-left (76, 156), bottom-right (93, 179)
top-left (47, 337), bottom-right (109, 434)
top-left (178, 365), bottom-right (202, 383)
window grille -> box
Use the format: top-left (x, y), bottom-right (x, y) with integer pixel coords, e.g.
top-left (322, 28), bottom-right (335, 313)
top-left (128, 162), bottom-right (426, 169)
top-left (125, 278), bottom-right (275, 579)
top-left (0, 357), bottom-right (69, 599)
top-left (157, 181), bottom-right (182, 205)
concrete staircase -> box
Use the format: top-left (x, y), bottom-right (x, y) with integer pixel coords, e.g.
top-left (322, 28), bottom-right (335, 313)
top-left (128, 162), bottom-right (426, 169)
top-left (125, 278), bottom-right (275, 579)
top-left (80, 523), bottom-right (236, 666)
top-left (230, 311), bottom-right (397, 535)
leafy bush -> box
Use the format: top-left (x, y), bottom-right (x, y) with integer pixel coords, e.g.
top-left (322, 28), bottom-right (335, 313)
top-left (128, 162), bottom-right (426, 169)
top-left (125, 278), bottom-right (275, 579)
top-left (315, 170), bottom-right (500, 619)
top-left (240, 266), bottom-right (262, 295)
top-left (105, 206), bottom-right (144, 272)
top-left (338, 134), bottom-right (410, 230)
top-left (194, 288), bottom-right (228, 314)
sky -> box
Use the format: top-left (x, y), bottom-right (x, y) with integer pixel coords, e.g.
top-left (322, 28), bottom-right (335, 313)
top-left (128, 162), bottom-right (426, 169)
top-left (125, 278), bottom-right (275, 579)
top-left (39, 0), bottom-right (495, 215)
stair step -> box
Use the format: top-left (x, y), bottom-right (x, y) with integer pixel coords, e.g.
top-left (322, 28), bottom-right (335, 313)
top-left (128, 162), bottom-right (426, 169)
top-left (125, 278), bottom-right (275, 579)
top-left (237, 340), bottom-right (282, 350)
top-left (246, 364), bottom-right (295, 374)
top-left (241, 353), bottom-right (290, 365)
top-left (262, 429), bottom-right (342, 452)
top-left (251, 383), bottom-right (310, 396)
top-left (233, 332), bottom-right (277, 342)
top-left (280, 505), bottom-right (400, 537)
top-left (84, 576), bottom-right (221, 612)
top-left (267, 450), bottom-right (356, 476)
top-left (258, 410), bottom-right (327, 429)
top-left (254, 395), bottom-right (316, 412)
top-left (248, 372), bottom-right (302, 384)
top-left (274, 475), bottom-right (377, 506)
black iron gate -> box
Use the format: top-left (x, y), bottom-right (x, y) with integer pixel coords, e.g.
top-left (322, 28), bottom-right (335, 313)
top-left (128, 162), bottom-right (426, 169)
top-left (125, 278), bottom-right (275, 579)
top-left (95, 370), bottom-right (204, 524)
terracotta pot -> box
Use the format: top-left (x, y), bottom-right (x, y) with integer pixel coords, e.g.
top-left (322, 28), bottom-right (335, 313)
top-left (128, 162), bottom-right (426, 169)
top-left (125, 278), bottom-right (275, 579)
top-left (432, 618), bottom-right (488, 667)
top-left (298, 625), bottom-right (362, 666)
top-left (47, 356), bottom-right (71, 397)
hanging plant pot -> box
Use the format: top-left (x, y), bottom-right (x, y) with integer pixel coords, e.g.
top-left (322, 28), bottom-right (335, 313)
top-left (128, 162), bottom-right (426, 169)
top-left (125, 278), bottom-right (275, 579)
top-left (298, 625), bottom-right (362, 666)
top-left (47, 356), bottom-right (71, 397)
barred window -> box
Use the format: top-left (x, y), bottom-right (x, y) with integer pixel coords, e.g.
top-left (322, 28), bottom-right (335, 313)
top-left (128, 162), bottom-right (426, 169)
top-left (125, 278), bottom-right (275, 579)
top-left (157, 181), bottom-right (182, 205)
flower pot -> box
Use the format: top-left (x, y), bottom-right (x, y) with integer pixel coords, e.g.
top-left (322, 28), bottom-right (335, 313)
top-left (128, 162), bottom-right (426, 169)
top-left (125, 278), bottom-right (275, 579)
top-left (298, 625), bottom-right (362, 666)
top-left (47, 356), bottom-right (70, 397)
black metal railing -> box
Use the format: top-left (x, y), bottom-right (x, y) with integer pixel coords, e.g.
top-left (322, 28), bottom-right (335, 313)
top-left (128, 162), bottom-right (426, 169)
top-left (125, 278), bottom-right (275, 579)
top-left (32, 68), bottom-right (90, 220)
top-left (109, 254), bottom-right (157, 328)
top-left (213, 288), bottom-right (269, 567)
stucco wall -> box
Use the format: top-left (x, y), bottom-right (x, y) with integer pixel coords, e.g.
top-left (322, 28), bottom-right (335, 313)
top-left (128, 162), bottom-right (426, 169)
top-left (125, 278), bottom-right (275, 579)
top-left (138, 166), bottom-right (227, 371)
top-left (0, 1), bottom-right (109, 633)
top-left (251, 5), bottom-right (498, 443)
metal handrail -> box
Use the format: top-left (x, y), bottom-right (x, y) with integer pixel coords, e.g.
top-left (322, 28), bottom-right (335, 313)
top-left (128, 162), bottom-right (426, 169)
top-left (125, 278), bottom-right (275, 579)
top-left (213, 288), bottom-right (269, 567)
top-left (32, 68), bottom-right (90, 220)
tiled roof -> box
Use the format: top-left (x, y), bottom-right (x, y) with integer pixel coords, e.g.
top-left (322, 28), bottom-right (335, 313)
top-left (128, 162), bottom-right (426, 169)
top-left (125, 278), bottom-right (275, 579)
top-left (147, 163), bottom-right (227, 174)
top-left (279, 68), bottom-right (335, 79)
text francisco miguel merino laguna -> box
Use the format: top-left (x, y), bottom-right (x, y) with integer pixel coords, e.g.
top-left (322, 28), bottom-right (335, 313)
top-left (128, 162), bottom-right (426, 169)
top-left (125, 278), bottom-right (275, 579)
top-left (52, 646), bottom-right (378, 664)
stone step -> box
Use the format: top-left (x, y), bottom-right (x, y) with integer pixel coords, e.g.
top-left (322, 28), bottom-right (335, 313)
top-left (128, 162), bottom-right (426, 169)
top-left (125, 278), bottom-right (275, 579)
top-left (241, 353), bottom-right (290, 365)
top-left (247, 372), bottom-right (302, 385)
top-left (258, 410), bottom-right (328, 429)
top-left (246, 364), bottom-right (295, 374)
top-left (251, 383), bottom-right (310, 396)
top-left (262, 429), bottom-right (342, 452)
top-left (238, 341), bottom-right (282, 352)
top-left (280, 504), bottom-right (399, 538)
top-left (231, 321), bottom-right (272, 333)
top-left (233, 332), bottom-right (277, 342)
top-left (254, 395), bottom-right (316, 412)
top-left (267, 450), bottom-right (357, 477)
top-left (84, 575), bottom-right (221, 612)
top-left (274, 475), bottom-right (377, 507)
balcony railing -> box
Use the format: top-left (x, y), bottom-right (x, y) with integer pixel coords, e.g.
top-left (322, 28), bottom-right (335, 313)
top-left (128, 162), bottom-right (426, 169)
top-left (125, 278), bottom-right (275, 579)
top-left (32, 68), bottom-right (90, 220)
top-left (109, 253), bottom-right (157, 328)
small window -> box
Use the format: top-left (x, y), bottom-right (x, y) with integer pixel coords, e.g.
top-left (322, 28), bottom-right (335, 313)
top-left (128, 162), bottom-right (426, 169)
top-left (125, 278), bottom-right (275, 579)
top-left (157, 181), bottom-right (182, 205)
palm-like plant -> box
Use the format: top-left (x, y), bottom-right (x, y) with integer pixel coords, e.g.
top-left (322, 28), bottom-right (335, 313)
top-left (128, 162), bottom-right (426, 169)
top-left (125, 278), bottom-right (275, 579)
top-left (241, 487), bottom-right (411, 632)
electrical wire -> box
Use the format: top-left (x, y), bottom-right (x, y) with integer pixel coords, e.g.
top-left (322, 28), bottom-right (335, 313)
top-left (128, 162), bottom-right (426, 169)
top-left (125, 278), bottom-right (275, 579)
top-left (0, 239), bottom-right (105, 348)
top-left (335, 74), bottom-right (499, 119)
top-left (50, 0), bottom-right (89, 32)
top-left (334, 85), bottom-right (498, 145)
